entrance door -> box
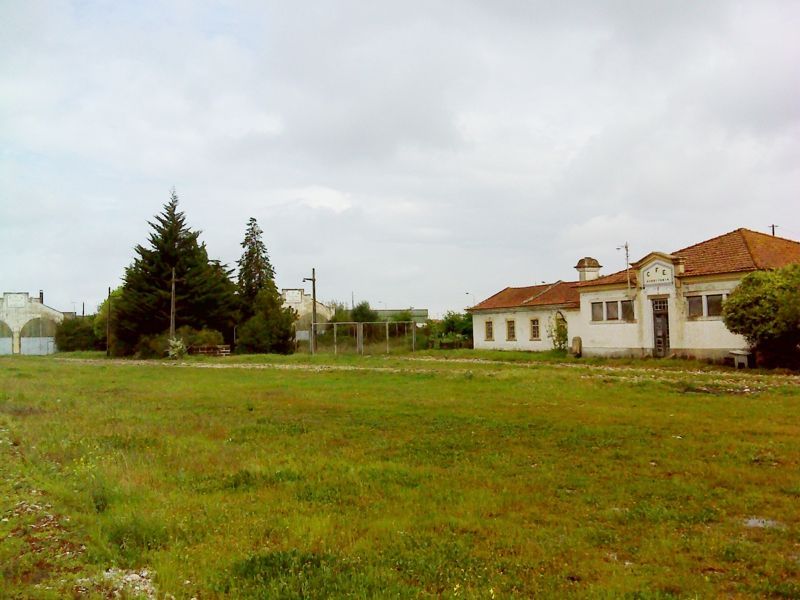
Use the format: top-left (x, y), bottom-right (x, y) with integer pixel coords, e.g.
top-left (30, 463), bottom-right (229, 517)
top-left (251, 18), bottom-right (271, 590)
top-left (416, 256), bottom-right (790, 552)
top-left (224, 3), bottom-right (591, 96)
top-left (652, 298), bottom-right (670, 358)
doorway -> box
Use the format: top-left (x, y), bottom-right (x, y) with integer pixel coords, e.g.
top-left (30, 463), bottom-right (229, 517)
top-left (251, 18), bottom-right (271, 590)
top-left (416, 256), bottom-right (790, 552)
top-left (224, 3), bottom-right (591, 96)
top-left (652, 298), bottom-right (670, 358)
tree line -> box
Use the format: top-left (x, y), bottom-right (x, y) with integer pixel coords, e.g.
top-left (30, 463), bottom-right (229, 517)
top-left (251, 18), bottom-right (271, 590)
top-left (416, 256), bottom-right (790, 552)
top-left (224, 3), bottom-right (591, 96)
top-left (57, 191), bottom-right (295, 356)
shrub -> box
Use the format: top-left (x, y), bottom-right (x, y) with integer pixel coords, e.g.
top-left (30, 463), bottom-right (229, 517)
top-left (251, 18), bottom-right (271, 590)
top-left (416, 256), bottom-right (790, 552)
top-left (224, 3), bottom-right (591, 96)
top-left (55, 316), bottom-right (99, 351)
top-left (723, 264), bottom-right (800, 368)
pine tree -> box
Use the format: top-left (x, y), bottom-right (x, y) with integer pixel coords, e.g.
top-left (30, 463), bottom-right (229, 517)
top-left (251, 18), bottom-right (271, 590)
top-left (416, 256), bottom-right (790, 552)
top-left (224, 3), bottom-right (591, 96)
top-left (237, 217), bottom-right (275, 319)
top-left (113, 191), bottom-right (237, 354)
top-left (235, 217), bottom-right (296, 353)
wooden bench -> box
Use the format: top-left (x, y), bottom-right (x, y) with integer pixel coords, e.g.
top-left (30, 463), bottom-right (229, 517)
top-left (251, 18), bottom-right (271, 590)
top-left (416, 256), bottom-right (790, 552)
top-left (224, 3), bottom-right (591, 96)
top-left (188, 345), bottom-right (231, 357)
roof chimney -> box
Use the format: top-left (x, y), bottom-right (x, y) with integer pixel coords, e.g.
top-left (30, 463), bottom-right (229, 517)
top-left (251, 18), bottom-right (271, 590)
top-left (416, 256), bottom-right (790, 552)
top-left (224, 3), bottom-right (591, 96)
top-left (575, 257), bottom-right (602, 282)
top-left (39, 290), bottom-right (44, 304)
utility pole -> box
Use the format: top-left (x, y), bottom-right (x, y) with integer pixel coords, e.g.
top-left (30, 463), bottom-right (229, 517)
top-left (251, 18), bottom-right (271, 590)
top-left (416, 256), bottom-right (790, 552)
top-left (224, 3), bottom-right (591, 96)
top-left (769, 224), bottom-right (778, 236)
top-left (303, 268), bottom-right (317, 354)
top-left (105, 287), bottom-right (111, 357)
top-left (169, 267), bottom-right (176, 339)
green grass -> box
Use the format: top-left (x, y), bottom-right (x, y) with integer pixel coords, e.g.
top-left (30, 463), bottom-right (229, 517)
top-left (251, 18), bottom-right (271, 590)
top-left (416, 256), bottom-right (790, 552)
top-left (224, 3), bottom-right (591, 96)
top-left (1, 352), bottom-right (799, 598)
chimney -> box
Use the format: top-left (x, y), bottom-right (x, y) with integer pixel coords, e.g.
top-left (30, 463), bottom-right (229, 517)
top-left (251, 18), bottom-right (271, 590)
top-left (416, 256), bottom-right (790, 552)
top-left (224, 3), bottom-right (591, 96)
top-left (575, 257), bottom-right (602, 282)
top-left (39, 290), bottom-right (44, 304)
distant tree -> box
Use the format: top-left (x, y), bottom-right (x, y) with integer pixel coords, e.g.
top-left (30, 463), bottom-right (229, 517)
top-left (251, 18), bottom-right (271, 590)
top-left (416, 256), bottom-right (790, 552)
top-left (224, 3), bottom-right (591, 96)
top-left (113, 190), bottom-right (238, 355)
top-left (55, 317), bottom-right (99, 351)
top-left (236, 286), bottom-right (296, 354)
top-left (440, 311), bottom-right (473, 338)
top-left (237, 217), bottom-right (275, 320)
top-left (351, 301), bottom-right (379, 323)
top-left (93, 287), bottom-right (123, 347)
top-left (723, 264), bottom-right (800, 368)
top-left (327, 301), bottom-right (352, 323)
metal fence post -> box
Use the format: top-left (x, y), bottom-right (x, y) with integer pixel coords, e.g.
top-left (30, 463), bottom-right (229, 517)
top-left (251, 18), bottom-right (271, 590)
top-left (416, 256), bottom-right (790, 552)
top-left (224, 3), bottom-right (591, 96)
top-left (333, 323), bottom-right (337, 356)
top-left (386, 321), bottom-right (390, 354)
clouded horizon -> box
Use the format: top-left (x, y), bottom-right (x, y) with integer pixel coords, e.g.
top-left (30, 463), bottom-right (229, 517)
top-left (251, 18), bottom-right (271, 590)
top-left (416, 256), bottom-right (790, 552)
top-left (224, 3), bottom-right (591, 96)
top-left (2, 1), bottom-right (798, 316)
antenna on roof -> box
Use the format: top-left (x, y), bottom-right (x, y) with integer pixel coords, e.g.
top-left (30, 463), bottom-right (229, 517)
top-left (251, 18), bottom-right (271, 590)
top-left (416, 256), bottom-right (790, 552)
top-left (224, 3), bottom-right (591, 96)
top-left (616, 242), bottom-right (631, 296)
top-left (769, 224), bottom-right (778, 236)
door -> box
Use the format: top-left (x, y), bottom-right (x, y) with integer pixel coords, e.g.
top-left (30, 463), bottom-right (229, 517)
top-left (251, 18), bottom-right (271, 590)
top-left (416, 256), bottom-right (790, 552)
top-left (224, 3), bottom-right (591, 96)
top-left (652, 298), bottom-right (670, 358)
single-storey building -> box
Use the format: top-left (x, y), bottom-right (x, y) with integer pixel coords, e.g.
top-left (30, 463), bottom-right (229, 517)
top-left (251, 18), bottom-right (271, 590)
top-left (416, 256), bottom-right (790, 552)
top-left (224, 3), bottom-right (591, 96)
top-left (469, 228), bottom-right (800, 359)
top-left (0, 291), bottom-right (65, 355)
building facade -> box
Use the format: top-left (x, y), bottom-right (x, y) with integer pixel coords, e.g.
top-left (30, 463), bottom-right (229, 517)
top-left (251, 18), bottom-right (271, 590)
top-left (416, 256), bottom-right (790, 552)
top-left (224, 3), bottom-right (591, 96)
top-left (470, 229), bottom-right (800, 359)
top-left (281, 288), bottom-right (333, 322)
top-left (0, 292), bottom-right (65, 355)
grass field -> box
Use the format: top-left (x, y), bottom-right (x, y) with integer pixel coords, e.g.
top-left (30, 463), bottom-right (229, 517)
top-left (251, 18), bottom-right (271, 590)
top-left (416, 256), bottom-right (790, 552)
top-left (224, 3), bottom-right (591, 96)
top-left (1, 352), bottom-right (799, 598)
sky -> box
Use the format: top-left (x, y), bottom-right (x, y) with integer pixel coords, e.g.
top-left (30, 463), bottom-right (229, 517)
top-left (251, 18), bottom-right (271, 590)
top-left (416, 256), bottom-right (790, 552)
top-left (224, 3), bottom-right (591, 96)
top-left (2, 1), bottom-right (799, 317)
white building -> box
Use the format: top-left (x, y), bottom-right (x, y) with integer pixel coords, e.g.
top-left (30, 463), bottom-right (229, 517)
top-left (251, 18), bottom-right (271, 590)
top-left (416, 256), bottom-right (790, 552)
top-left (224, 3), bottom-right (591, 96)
top-left (281, 288), bottom-right (333, 322)
top-left (0, 292), bottom-right (65, 355)
top-left (469, 229), bottom-right (800, 360)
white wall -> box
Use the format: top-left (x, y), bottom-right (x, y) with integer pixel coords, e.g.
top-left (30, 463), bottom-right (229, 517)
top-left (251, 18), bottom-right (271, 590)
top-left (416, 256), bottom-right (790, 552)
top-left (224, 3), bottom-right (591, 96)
top-left (570, 289), bottom-right (646, 357)
top-left (472, 308), bottom-right (579, 351)
top-left (573, 274), bottom-right (748, 358)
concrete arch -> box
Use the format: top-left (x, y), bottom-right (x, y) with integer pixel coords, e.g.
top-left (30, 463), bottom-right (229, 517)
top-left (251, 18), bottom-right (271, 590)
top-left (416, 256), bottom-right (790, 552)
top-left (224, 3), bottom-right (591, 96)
top-left (20, 317), bottom-right (58, 338)
top-left (0, 320), bottom-right (11, 355)
top-left (20, 317), bottom-right (58, 355)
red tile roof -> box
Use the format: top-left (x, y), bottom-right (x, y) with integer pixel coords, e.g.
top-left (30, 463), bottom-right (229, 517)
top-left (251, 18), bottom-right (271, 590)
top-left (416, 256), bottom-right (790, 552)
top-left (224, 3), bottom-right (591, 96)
top-left (470, 280), bottom-right (580, 311)
top-left (580, 228), bottom-right (800, 287)
top-left (674, 228), bottom-right (800, 276)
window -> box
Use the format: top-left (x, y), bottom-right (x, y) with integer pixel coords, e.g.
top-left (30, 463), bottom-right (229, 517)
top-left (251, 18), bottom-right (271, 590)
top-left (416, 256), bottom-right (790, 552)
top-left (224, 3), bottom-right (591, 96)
top-left (687, 296), bottom-right (703, 318)
top-left (506, 320), bottom-right (516, 341)
top-left (621, 300), bottom-right (634, 321)
top-left (530, 318), bottom-right (540, 340)
top-left (591, 302), bottom-right (604, 321)
top-left (606, 301), bottom-right (619, 320)
top-left (485, 320), bottom-right (493, 341)
top-left (707, 294), bottom-right (723, 317)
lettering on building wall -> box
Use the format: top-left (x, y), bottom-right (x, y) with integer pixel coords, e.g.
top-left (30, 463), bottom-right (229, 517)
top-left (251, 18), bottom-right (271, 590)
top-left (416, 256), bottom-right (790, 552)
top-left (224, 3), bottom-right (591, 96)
top-left (642, 263), bottom-right (673, 287)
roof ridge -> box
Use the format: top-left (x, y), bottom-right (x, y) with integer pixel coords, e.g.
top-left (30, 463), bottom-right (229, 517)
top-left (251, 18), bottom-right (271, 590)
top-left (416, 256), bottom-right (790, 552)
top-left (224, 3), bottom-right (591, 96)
top-left (522, 280), bottom-right (562, 304)
top-left (738, 229), bottom-right (760, 268)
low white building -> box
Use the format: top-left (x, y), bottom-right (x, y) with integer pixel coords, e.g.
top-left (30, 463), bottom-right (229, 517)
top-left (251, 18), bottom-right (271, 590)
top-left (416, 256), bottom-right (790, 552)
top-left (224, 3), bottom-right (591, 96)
top-left (470, 228), bottom-right (800, 360)
top-left (0, 292), bottom-right (65, 355)
top-left (470, 281), bottom-right (580, 352)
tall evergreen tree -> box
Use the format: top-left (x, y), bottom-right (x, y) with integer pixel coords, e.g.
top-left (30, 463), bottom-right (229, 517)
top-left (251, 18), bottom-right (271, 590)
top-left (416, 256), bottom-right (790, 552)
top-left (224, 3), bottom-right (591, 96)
top-left (237, 217), bottom-right (275, 319)
top-left (113, 191), bottom-right (237, 354)
top-left (234, 217), bottom-right (295, 353)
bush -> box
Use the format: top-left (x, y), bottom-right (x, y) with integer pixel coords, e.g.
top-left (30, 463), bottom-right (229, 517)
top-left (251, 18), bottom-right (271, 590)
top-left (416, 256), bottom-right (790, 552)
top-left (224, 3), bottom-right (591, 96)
top-left (175, 326), bottom-right (224, 347)
top-left (236, 288), bottom-right (296, 354)
top-left (351, 301), bottom-right (378, 323)
top-left (723, 264), bottom-right (800, 368)
top-left (55, 316), bottom-right (100, 351)
top-left (135, 333), bottom-right (170, 358)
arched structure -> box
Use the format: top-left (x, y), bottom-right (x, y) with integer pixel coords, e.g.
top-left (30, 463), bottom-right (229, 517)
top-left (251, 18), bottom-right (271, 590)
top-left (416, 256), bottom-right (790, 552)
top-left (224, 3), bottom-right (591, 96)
top-left (0, 321), bottom-right (12, 355)
top-left (0, 292), bottom-right (65, 355)
top-left (20, 318), bottom-right (58, 355)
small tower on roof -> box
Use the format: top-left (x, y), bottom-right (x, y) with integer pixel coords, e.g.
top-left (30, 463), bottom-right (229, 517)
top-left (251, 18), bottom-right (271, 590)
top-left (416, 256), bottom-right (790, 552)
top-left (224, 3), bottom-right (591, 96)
top-left (575, 257), bottom-right (602, 281)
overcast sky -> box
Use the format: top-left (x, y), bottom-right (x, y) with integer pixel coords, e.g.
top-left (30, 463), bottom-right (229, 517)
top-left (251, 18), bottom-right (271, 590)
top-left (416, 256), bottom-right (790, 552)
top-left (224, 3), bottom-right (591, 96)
top-left (2, 1), bottom-right (798, 317)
